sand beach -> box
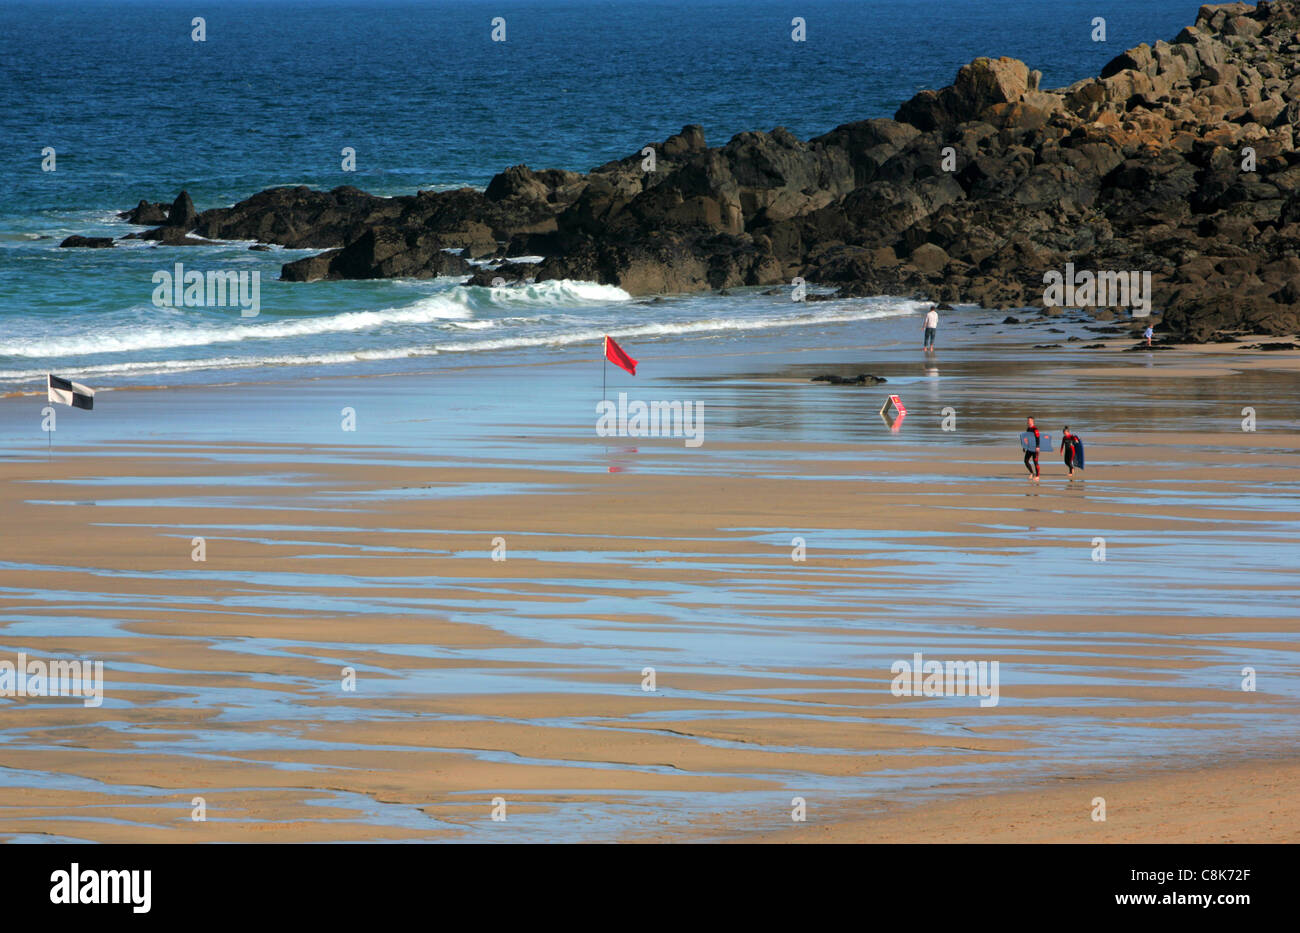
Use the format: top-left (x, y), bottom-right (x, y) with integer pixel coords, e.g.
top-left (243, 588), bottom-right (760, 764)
top-left (2, 323), bottom-right (1297, 843)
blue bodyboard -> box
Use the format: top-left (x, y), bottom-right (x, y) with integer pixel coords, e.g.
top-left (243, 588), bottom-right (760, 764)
top-left (1020, 431), bottom-right (1052, 452)
top-left (1062, 437), bottom-right (1085, 469)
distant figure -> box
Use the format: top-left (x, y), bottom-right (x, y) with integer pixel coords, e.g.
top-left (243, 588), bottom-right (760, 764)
top-left (1061, 426), bottom-right (1084, 478)
top-left (923, 304), bottom-right (939, 351)
top-left (1023, 416), bottom-right (1040, 483)
top-left (1143, 324), bottom-right (1154, 347)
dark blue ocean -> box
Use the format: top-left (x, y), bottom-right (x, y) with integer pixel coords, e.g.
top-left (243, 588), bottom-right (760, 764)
top-left (0, 0), bottom-right (1198, 388)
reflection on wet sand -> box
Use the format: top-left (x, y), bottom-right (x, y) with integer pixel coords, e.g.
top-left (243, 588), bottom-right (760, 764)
top-left (1, 339), bottom-right (1298, 842)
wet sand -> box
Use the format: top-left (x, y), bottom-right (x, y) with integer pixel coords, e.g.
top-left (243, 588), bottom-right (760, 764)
top-left (1, 333), bottom-right (1298, 842)
top-left (723, 758), bottom-right (1300, 843)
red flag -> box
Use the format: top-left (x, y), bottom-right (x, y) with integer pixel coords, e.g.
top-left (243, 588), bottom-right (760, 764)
top-left (604, 336), bottom-right (637, 376)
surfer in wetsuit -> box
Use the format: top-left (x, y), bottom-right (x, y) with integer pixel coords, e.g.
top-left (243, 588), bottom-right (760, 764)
top-left (1061, 426), bottom-right (1082, 478)
top-left (1023, 416), bottom-right (1040, 482)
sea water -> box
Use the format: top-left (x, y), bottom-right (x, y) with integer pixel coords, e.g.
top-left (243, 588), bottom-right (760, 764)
top-left (0, 0), bottom-right (1195, 391)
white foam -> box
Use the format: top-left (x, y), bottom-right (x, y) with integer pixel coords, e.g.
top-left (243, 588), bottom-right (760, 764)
top-left (0, 288), bottom-right (922, 384)
top-left (462, 279), bottom-right (631, 305)
top-left (4, 279), bottom-right (631, 358)
top-left (0, 346), bottom-right (437, 382)
top-left (4, 295), bottom-right (473, 357)
top-left (434, 299), bottom-right (920, 353)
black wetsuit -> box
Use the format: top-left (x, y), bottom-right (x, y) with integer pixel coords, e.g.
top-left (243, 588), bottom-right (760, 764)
top-left (1062, 434), bottom-right (1080, 471)
top-left (1023, 426), bottom-right (1040, 476)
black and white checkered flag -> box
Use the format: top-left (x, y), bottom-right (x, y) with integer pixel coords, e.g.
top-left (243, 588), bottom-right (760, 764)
top-left (47, 374), bottom-right (95, 410)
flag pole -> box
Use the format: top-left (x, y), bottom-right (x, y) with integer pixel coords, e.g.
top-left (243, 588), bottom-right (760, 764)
top-left (601, 338), bottom-right (607, 456)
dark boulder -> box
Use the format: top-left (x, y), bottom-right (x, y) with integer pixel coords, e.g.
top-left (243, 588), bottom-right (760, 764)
top-left (131, 226), bottom-right (219, 246)
top-left (466, 261), bottom-right (542, 287)
top-left (198, 185), bottom-right (400, 248)
top-left (811, 373), bottom-right (888, 385)
top-left (895, 57), bottom-right (1032, 131)
top-left (58, 235), bottom-right (114, 248)
top-left (119, 199), bottom-right (169, 225)
top-left (280, 227), bottom-right (473, 281)
top-left (280, 250), bottom-right (340, 283)
top-left (167, 190), bottom-right (198, 228)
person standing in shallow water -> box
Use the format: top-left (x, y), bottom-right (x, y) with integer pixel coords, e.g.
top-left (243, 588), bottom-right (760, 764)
top-left (922, 304), bottom-right (939, 351)
top-left (1023, 416), bottom-right (1041, 483)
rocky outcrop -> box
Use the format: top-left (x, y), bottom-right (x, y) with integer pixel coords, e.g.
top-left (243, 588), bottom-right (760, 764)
top-left (895, 57), bottom-right (1034, 131)
top-left (95, 1), bottom-right (1300, 340)
top-left (281, 227), bottom-right (473, 281)
top-left (465, 261), bottom-right (543, 287)
top-left (119, 199), bottom-right (169, 225)
top-left (192, 186), bottom-right (401, 248)
top-left (122, 226), bottom-right (219, 246)
top-left (166, 190), bottom-right (199, 229)
top-left (58, 235), bottom-right (114, 248)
